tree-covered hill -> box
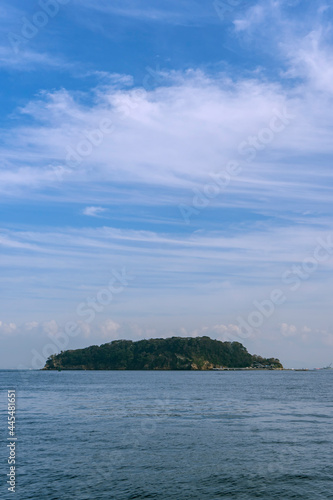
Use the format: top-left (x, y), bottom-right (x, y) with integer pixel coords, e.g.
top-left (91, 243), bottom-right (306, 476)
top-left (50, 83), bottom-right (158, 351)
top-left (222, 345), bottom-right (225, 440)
top-left (43, 336), bottom-right (283, 370)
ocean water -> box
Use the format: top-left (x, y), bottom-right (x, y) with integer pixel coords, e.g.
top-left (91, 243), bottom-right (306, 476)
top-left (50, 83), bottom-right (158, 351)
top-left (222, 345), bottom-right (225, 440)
top-left (1, 370), bottom-right (333, 500)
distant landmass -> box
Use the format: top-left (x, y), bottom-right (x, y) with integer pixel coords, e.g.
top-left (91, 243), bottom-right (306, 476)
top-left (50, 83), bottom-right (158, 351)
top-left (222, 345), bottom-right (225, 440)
top-left (43, 336), bottom-right (283, 370)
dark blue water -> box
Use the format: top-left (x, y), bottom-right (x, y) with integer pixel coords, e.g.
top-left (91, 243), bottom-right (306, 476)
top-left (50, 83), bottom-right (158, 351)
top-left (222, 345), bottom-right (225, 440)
top-left (1, 370), bottom-right (333, 499)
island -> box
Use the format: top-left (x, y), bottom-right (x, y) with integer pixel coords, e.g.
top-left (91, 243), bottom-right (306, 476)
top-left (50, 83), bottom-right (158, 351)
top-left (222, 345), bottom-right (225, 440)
top-left (43, 336), bottom-right (283, 370)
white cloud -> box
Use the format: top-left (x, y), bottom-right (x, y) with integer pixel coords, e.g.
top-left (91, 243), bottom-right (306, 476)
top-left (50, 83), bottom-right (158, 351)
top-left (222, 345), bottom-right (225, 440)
top-left (78, 321), bottom-right (91, 338)
top-left (175, 323), bottom-right (250, 342)
top-left (24, 321), bottom-right (39, 331)
top-left (234, 4), bottom-right (265, 32)
top-left (99, 319), bottom-right (120, 339)
top-left (0, 46), bottom-right (66, 70)
top-left (286, 29), bottom-right (333, 95)
top-left (83, 206), bottom-right (107, 217)
top-left (42, 320), bottom-right (59, 335)
top-left (0, 322), bottom-right (17, 335)
top-left (0, 61), bottom-right (332, 219)
top-left (302, 326), bottom-right (311, 333)
top-left (279, 323), bottom-right (333, 345)
top-left (75, 0), bottom-right (218, 25)
top-left (281, 323), bottom-right (298, 337)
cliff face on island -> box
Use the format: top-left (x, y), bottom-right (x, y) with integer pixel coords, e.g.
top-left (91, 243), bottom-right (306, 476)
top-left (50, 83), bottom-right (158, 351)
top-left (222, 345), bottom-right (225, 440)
top-left (43, 336), bottom-right (283, 370)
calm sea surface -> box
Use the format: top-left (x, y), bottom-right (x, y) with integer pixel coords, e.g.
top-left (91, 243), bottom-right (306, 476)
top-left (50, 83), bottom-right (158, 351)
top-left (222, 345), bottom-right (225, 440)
top-left (1, 370), bottom-right (333, 499)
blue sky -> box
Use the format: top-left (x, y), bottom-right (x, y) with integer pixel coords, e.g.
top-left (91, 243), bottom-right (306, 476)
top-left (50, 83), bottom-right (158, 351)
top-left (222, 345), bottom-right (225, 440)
top-left (1, 0), bottom-right (333, 368)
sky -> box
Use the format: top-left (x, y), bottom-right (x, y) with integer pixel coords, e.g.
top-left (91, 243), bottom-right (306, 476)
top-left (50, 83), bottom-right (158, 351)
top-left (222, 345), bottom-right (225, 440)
top-left (1, 0), bottom-right (333, 369)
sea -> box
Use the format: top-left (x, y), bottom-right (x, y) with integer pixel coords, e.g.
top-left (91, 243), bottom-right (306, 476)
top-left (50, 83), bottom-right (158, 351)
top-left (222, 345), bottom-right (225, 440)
top-left (1, 370), bottom-right (333, 500)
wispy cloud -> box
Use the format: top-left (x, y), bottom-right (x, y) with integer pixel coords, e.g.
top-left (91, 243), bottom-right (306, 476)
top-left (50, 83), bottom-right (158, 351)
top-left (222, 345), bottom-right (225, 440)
top-left (74, 0), bottom-right (219, 26)
top-left (0, 45), bottom-right (68, 69)
top-left (0, 66), bottom-right (332, 216)
top-left (82, 206), bottom-right (107, 217)
top-left (0, 1), bottom-right (71, 70)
